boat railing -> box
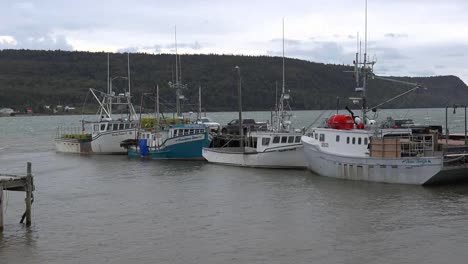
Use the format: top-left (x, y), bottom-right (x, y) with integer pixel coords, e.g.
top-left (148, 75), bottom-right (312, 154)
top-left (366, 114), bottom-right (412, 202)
top-left (370, 134), bottom-right (436, 158)
top-left (55, 126), bottom-right (91, 141)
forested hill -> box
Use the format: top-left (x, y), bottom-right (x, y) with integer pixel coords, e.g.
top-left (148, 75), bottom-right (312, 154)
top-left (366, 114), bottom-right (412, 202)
top-left (0, 49), bottom-right (467, 112)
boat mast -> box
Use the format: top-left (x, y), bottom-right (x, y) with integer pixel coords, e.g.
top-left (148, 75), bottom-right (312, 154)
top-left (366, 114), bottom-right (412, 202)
top-left (276, 18), bottom-right (291, 132)
top-left (362, 0), bottom-right (368, 123)
top-left (175, 26), bottom-right (180, 117)
top-left (170, 25), bottom-right (184, 117)
top-left (198, 85), bottom-right (202, 120)
top-left (156, 85), bottom-right (160, 121)
top-left (235, 66), bottom-right (243, 149)
top-left (107, 53), bottom-right (110, 95)
top-left (279, 18), bottom-right (285, 131)
top-left (127, 52), bottom-right (131, 96)
top-left (353, 0), bottom-right (373, 124)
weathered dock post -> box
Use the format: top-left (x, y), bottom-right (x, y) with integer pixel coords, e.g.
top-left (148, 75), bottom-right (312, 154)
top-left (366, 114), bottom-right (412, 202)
top-left (0, 185), bottom-right (3, 232)
top-left (26, 162), bottom-right (32, 226)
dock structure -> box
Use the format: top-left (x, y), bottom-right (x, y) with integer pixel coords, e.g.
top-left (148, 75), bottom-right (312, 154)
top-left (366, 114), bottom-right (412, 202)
top-left (0, 162), bottom-right (34, 232)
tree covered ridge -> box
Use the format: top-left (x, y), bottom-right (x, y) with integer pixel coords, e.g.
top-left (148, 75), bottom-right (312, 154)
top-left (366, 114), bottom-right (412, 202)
top-left (0, 49), bottom-right (466, 112)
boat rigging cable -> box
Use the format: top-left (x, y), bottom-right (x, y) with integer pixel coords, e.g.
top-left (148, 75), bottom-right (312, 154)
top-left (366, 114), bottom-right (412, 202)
top-left (304, 110), bottom-right (330, 133)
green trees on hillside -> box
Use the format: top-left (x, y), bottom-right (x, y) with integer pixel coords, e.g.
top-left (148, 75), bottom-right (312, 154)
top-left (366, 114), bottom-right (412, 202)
top-left (0, 49), bottom-right (466, 112)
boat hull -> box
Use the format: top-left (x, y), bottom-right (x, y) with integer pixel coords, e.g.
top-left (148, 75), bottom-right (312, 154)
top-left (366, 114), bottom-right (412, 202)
top-left (55, 138), bottom-right (92, 154)
top-left (129, 133), bottom-right (211, 160)
top-left (302, 136), bottom-right (444, 185)
top-left (91, 129), bottom-right (136, 154)
top-left (202, 145), bottom-right (307, 169)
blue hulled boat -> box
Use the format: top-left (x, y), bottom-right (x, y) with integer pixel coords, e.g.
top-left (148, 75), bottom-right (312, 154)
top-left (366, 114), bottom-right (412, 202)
top-left (128, 123), bottom-right (212, 160)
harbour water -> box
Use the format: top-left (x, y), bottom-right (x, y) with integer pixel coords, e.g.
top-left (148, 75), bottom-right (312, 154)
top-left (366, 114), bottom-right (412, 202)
top-left (1, 109), bottom-right (468, 263)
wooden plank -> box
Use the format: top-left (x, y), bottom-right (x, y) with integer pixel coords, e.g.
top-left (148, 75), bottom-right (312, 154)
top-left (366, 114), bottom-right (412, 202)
top-left (0, 177), bottom-right (27, 190)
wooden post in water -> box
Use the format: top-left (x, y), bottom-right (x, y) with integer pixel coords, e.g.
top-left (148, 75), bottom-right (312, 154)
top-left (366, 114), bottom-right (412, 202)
top-left (25, 162), bottom-right (32, 226)
top-left (0, 185), bottom-right (3, 232)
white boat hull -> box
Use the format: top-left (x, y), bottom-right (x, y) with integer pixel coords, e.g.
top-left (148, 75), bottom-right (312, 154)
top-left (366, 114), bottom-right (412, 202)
top-left (91, 129), bottom-right (136, 154)
top-left (203, 145), bottom-right (307, 169)
top-left (302, 136), bottom-right (444, 185)
top-left (55, 138), bottom-right (92, 154)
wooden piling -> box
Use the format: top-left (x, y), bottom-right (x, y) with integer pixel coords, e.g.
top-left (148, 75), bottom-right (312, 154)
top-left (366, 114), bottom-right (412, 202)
top-left (26, 162), bottom-right (32, 226)
top-left (0, 186), bottom-right (3, 232)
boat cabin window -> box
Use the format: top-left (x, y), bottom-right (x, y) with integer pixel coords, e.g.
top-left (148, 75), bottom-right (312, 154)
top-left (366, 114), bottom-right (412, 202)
top-left (295, 136), bottom-right (301, 143)
top-left (273, 136), bottom-right (280, 144)
top-left (319, 134), bottom-right (325, 142)
top-left (315, 133), bottom-right (318, 140)
top-left (281, 136), bottom-right (287, 143)
top-left (119, 124), bottom-right (124, 130)
top-left (190, 129), bottom-right (194, 134)
top-left (364, 138), bottom-right (368, 145)
top-left (336, 135), bottom-right (340, 142)
top-left (288, 136), bottom-right (294, 143)
top-left (358, 138), bottom-right (362, 145)
top-left (125, 123), bottom-right (130, 129)
top-left (352, 137), bottom-right (356, 144)
top-left (249, 137), bottom-right (258, 148)
top-left (100, 124), bottom-right (106, 131)
top-left (347, 137), bottom-right (350, 144)
top-left (262, 137), bottom-right (270, 146)
top-left (94, 124), bottom-right (99, 131)
top-left (113, 124), bottom-right (119, 130)
top-left (173, 130), bottom-right (178, 137)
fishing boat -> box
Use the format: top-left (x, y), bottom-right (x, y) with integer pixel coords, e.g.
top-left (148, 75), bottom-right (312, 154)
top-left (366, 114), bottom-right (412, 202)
top-left (128, 123), bottom-right (212, 159)
top-left (55, 53), bottom-right (138, 154)
top-left (203, 20), bottom-right (307, 168)
top-left (127, 27), bottom-right (212, 160)
top-left (301, 0), bottom-right (468, 185)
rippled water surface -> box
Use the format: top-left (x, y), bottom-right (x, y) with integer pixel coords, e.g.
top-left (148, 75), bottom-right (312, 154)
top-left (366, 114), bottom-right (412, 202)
top-left (1, 109), bottom-right (468, 264)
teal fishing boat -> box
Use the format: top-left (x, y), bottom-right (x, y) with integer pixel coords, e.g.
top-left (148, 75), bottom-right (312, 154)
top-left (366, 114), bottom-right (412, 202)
top-left (128, 27), bottom-right (213, 160)
top-left (128, 123), bottom-right (212, 160)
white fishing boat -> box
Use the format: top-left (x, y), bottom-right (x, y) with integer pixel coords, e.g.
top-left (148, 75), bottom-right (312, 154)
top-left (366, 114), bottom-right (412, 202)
top-left (203, 20), bottom-right (307, 168)
top-left (55, 53), bottom-right (138, 154)
top-left (301, 0), bottom-right (468, 185)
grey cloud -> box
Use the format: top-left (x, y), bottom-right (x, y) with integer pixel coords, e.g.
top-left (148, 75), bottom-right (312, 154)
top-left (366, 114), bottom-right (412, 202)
top-left (117, 47), bottom-right (140, 53)
top-left (165, 41), bottom-right (202, 51)
top-left (117, 44), bottom-right (162, 53)
top-left (409, 69), bottom-right (436, 76)
top-left (270, 38), bottom-right (302, 46)
top-left (0, 34), bottom-right (73, 50)
top-left (142, 44), bottom-right (162, 53)
top-left (384, 33), bottom-right (409, 38)
top-left (267, 40), bottom-right (353, 64)
top-left (372, 47), bottom-right (408, 60)
top-left (445, 51), bottom-right (465, 57)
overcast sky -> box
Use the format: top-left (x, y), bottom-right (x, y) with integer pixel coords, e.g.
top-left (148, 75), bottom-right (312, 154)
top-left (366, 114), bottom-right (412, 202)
top-left (1, 0), bottom-right (467, 83)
